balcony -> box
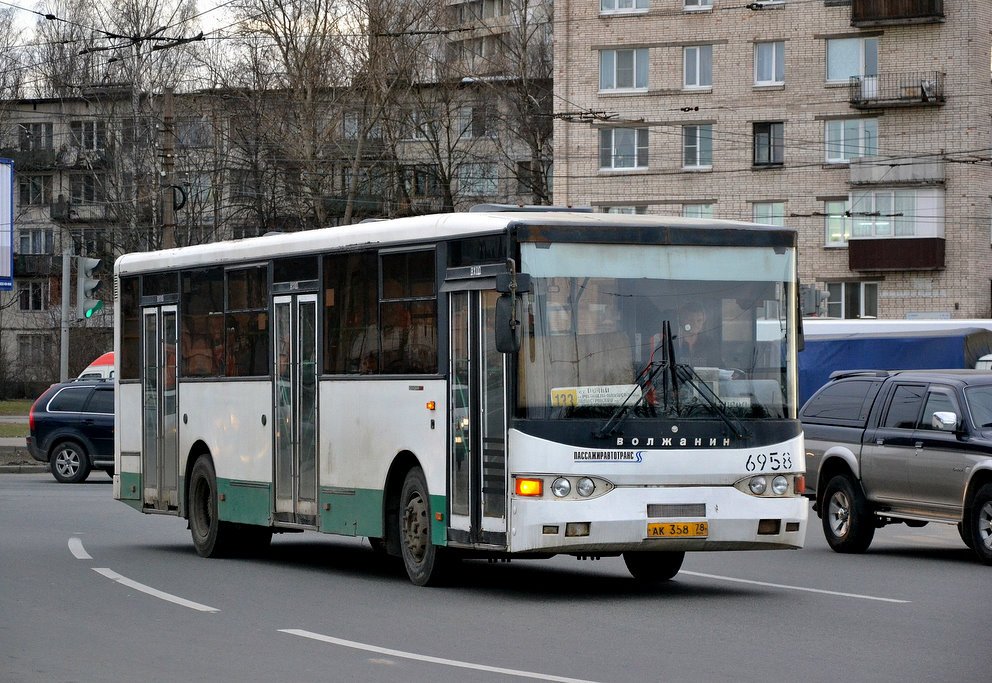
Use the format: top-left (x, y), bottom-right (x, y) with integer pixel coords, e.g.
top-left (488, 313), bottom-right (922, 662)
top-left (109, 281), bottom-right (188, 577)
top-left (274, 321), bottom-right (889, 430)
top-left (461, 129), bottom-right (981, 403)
top-left (13, 254), bottom-right (56, 277)
top-left (849, 155), bottom-right (944, 185)
top-left (851, 0), bottom-right (943, 27)
top-left (849, 71), bottom-right (944, 109)
top-left (849, 237), bottom-right (944, 271)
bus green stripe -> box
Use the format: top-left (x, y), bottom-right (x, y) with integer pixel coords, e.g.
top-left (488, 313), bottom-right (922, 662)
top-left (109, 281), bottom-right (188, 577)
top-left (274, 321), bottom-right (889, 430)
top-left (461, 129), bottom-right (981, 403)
top-left (119, 471), bottom-right (141, 501)
top-left (217, 478), bottom-right (272, 526)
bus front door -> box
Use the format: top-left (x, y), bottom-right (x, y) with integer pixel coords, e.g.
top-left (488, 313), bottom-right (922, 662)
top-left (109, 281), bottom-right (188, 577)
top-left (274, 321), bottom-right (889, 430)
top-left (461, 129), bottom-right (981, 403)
top-left (272, 294), bottom-right (319, 526)
top-left (449, 290), bottom-right (508, 547)
top-left (141, 305), bottom-right (179, 511)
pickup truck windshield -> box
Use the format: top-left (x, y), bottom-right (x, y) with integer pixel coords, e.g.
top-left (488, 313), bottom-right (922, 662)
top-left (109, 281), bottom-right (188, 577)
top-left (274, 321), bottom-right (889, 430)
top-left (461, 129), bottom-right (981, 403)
top-left (515, 242), bottom-right (797, 421)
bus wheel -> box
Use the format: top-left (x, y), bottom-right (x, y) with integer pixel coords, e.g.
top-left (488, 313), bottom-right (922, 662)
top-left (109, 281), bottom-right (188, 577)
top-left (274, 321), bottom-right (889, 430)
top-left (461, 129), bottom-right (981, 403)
top-left (623, 551), bottom-right (685, 583)
top-left (188, 456), bottom-right (233, 558)
top-left (822, 475), bottom-right (875, 553)
top-left (967, 484), bottom-right (992, 565)
top-left (50, 440), bottom-right (91, 483)
top-left (399, 467), bottom-right (449, 586)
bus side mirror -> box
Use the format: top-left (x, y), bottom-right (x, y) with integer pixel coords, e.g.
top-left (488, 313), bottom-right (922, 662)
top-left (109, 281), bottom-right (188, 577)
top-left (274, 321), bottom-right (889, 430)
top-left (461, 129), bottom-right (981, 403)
top-left (495, 294), bottom-right (520, 353)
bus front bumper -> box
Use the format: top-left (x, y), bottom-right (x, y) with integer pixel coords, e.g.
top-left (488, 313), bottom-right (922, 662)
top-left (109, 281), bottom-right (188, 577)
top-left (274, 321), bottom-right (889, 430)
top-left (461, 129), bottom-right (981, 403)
top-left (507, 485), bottom-right (807, 554)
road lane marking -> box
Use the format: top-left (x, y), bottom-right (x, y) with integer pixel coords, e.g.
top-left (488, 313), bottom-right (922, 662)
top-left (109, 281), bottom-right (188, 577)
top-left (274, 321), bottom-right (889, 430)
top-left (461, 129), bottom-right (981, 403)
top-left (93, 568), bottom-right (220, 613)
top-left (682, 571), bottom-right (910, 604)
top-left (68, 537), bottom-right (91, 560)
top-left (280, 629), bottom-right (602, 682)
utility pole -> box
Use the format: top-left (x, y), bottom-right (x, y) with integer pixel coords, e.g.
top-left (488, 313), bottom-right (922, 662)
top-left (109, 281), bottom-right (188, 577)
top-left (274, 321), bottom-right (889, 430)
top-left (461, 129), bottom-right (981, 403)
top-left (59, 245), bottom-right (70, 382)
top-left (161, 87), bottom-right (176, 249)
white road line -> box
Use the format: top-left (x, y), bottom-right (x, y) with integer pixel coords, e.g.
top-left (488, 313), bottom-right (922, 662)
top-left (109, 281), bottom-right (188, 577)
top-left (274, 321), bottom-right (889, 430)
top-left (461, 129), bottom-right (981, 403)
top-left (92, 568), bottom-right (220, 613)
top-left (68, 537), bottom-right (91, 560)
top-left (280, 629), bottom-right (602, 683)
top-left (682, 571), bottom-right (910, 604)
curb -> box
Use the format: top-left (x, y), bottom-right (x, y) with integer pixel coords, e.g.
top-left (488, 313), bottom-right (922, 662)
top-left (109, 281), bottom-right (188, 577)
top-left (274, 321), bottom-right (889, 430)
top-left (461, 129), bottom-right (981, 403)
top-left (0, 445), bottom-right (48, 474)
top-left (0, 465), bottom-right (48, 474)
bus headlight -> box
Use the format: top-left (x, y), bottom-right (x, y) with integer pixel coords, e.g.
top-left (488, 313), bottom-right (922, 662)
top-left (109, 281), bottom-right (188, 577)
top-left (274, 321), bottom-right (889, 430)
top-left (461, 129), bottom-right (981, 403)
top-left (551, 477), bottom-right (571, 498)
top-left (576, 477), bottom-right (596, 497)
top-left (771, 475), bottom-right (789, 495)
top-left (748, 476), bottom-right (768, 495)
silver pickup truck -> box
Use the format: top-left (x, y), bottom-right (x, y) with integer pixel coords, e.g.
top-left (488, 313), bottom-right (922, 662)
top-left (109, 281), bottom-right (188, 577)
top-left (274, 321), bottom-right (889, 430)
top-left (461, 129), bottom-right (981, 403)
top-left (800, 369), bottom-right (992, 564)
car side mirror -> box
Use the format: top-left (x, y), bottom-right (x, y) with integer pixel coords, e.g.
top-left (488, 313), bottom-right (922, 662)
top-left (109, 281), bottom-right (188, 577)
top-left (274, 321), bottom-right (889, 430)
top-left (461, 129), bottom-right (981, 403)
top-left (931, 411), bottom-right (958, 432)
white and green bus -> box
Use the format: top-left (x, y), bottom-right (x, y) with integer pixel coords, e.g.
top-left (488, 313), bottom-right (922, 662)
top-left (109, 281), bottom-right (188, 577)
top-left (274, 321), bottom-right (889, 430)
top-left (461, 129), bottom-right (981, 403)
top-left (114, 209), bottom-right (808, 585)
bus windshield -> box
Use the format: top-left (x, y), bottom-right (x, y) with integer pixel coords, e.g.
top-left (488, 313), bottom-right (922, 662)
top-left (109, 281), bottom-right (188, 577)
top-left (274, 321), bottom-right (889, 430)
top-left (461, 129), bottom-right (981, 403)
top-left (516, 242), bottom-right (797, 421)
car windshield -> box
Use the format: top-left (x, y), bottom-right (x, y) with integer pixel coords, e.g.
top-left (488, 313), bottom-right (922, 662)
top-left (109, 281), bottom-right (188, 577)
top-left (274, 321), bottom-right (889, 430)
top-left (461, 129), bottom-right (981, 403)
top-left (515, 242), bottom-right (797, 421)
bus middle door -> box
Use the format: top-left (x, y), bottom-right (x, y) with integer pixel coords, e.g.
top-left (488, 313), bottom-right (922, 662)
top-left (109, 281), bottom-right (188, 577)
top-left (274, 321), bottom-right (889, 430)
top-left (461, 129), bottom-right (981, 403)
top-left (449, 290), bottom-right (508, 548)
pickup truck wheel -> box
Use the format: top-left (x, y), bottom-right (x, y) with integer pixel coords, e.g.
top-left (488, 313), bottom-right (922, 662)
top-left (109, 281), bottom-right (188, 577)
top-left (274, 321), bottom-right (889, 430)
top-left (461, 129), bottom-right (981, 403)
top-left (967, 484), bottom-right (992, 564)
top-left (822, 475), bottom-right (875, 553)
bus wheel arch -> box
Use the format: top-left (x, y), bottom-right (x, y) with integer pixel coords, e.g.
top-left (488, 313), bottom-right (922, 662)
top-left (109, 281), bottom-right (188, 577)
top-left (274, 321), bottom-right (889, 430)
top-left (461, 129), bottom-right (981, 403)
top-left (381, 451), bottom-right (420, 557)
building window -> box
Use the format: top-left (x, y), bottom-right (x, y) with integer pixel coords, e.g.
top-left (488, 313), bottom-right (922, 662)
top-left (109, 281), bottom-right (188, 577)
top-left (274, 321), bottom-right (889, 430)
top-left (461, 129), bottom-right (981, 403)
top-left (599, 128), bottom-right (648, 169)
top-left (683, 203), bottom-right (713, 219)
top-left (457, 162), bottom-right (498, 196)
top-left (18, 280), bottom-right (49, 311)
top-left (826, 37), bottom-right (878, 83)
top-left (404, 165), bottom-right (441, 196)
top-left (18, 228), bottom-right (53, 254)
top-left (601, 0), bottom-right (649, 12)
top-left (753, 122), bottom-right (784, 166)
top-left (18, 175), bottom-right (51, 206)
top-left (825, 118), bottom-right (878, 163)
top-left (683, 45), bottom-right (712, 89)
top-left (603, 205), bottom-right (647, 214)
top-left (824, 199), bottom-right (852, 246)
top-left (754, 41), bottom-right (784, 85)
top-left (69, 120), bottom-right (107, 151)
top-left (458, 106), bottom-right (494, 138)
top-left (825, 281), bottom-right (878, 319)
top-left (70, 174), bottom-right (105, 203)
top-left (682, 124), bottom-right (712, 169)
top-left (850, 189), bottom-right (943, 239)
top-left (19, 122), bottom-right (53, 151)
top-left (599, 48), bottom-right (649, 91)
top-left (753, 202), bottom-right (785, 226)
top-left (18, 334), bottom-right (50, 367)
top-left (684, 0), bottom-right (711, 9)
top-left (175, 117), bottom-right (212, 149)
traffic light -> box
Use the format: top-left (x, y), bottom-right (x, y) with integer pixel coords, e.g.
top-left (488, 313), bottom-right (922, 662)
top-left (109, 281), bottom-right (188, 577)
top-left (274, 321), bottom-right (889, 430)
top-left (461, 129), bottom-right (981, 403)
top-left (76, 256), bottom-right (103, 319)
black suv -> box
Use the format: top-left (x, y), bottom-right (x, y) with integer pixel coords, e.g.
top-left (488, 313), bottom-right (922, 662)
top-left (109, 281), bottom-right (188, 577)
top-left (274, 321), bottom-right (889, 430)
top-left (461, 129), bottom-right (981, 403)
top-left (27, 380), bottom-right (114, 483)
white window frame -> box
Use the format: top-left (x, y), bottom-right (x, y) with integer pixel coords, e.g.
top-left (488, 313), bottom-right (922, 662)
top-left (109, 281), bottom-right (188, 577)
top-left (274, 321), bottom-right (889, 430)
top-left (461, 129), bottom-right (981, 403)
top-left (824, 118), bottom-right (878, 164)
top-left (682, 124), bottom-right (712, 169)
top-left (850, 188), bottom-right (943, 239)
top-left (683, 0), bottom-right (712, 10)
top-left (603, 205), bottom-right (648, 214)
top-left (601, 0), bottom-right (649, 14)
top-left (599, 48), bottom-right (649, 92)
top-left (753, 202), bottom-right (785, 226)
top-left (754, 41), bottom-right (784, 86)
top-left (18, 228), bottom-right (53, 255)
top-left (824, 198), bottom-right (852, 246)
top-left (682, 203), bottom-right (713, 219)
top-left (683, 45), bottom-right (712, 89)
top-left (825, 281), bottom-right (879, 319)
top-left (826, 36), bottom-right (878, 84)
top-left (599, 128), bottom-right (649, 170)
top-left (457, 162), bottom-right (498, 196)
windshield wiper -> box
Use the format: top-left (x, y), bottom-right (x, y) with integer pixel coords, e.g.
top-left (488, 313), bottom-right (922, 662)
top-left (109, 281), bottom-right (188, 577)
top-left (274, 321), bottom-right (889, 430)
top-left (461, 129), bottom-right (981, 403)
top-left (674, 364), bottom-right (750, 439)
top-left (594, 321), bottom-right (679, 438)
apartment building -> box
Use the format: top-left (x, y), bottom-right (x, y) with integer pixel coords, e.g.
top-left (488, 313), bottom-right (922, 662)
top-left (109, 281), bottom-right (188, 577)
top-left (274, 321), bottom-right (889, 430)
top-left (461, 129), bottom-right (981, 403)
top-left (0, 70), bottom-right (551, 394)
top-left (553, 0), bottom-right (992, 319)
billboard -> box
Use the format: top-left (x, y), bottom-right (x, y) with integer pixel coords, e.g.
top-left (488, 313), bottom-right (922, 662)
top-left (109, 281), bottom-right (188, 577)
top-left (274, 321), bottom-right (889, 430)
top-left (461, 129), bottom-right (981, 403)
top-left (0, 158), bottom-right (12, 291)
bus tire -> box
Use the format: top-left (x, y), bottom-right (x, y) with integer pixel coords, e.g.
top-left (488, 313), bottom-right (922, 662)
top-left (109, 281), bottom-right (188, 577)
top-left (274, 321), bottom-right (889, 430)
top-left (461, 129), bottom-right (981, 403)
top-left (967, 483), bottom-right (992, 565)
top-left (188, 456), bottom-right (234, 558)
top-left (623, 551), bottom-right (685, 583)
top-left (822, 474), bottom-right (875, 553)
top-left (50, 440), bottom-right (91, 483)
top-left (399, 466), bottom-right (449, 586)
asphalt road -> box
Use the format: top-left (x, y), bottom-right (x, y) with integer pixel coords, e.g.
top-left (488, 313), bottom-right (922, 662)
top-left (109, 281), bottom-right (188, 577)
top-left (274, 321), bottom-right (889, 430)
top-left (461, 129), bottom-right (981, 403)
top-left (1, 473), bottom-right (988, 683)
